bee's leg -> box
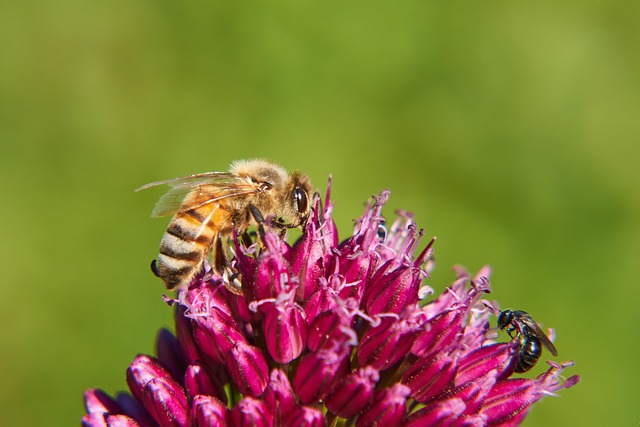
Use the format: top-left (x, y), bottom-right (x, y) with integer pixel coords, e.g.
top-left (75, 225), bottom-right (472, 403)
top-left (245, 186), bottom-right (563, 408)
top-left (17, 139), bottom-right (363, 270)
top-left (150, 259), bottom-right (161, 277)
top-left (212, 234), bottom-right (227, 276)
top-left (211, 233), bottom-right (244, 295)
top-left (249, 204), bottom-right (288, 240)
top-left (221, 267), bottom-right (243, 295)
top-left (272, 219), bottom-right (288, 239)
top-left (248, 204), bottom-right (267, 244)
top-left (240, 231), bottom-right (254, 247)
top-left (248, 203), bottom-right (265, 223)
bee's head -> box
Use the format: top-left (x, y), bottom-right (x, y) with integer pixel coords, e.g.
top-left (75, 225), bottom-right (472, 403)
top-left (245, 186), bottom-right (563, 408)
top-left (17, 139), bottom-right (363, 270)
top-left (283, 172), bottom-right (312, 228)
top-left (497, 309), bottom-right (514, 330)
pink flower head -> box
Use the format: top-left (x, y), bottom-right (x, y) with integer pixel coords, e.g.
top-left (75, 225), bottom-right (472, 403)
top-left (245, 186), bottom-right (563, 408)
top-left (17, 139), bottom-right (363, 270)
top-left (83, 179), bottom-right (579, 427)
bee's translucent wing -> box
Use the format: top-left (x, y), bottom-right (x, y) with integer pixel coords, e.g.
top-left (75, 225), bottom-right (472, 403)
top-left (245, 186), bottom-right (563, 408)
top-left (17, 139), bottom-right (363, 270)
top-left (521, 316), bottom-right (558, 356)
top-left (136, 172), bottom-right (259, 218)
top-left (135, 172), bottom-right (236, 191)
top-left (153, 184), bottom-right (261, 218)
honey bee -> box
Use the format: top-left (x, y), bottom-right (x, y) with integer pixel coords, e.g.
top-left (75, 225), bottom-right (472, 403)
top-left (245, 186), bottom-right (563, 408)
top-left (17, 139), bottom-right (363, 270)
top-left (136, 160), bottom-right (312, 292)
top-left (498, 309), bottom-right (558, 373)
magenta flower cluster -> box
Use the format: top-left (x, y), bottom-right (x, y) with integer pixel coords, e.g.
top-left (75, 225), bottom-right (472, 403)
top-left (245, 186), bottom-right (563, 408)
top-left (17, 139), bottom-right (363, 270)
top-left (83, 184), bottom-right (579, 427)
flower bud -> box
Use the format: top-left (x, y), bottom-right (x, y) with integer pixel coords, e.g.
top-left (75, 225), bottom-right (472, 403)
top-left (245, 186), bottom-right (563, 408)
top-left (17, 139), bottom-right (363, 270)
top-left (479, 378), bottom-right (535, 426)
top-left (82, 414), bottom-right (142, 427)
top-left (230, 234), bottom-right (257, 298)
top-left (325, 366), bottom-right (379, 418)
top-left (184, 362), bottom-right (227, 403)
top-left (228, 397), bottom-right (272, 427)
top-left (357, 317), bottom-right (417, 370)
top-left (289, 208), bottom-right (331, 301)
top-left (191, 309), bottom-right (247, 365)
top-left (262, 369), bottom-right (297, 422)
top-left (402, 397), bottom-right (466, 427)
top-left (364, 263), bottom-right (420, 315)
top-left (454, 342), bottom-right (516, 385)
top-left (83, 388), bottom-right (122, 416)
top-left (105, 415), bottom-right (142, 427)
top-left (253, 232), bottom-right (293, 300)
top-left (126, 355), bottom-right (174, 405)
top-left (174, 306), bottom-right (203, 365)
top-left (303, 274), bottom-right (343, 323)
top-left (411, 307), bottom-right (465, 358)
top-left (444, 376), bottom-right (495, 416)
top-left (225, 341), bottom-right (269, 397)
top-left (263, 303), bottom-right (308, 364)
top-left (191, 395), bottom-right (227, 427)
top-left (293, 350), bottom-right (349, 404)
top-left (336, 250), bottom-right (372, 303)
top-left (480, 363), bottom-right (581, 426)
top-left (156, 328), bottom-right (187, 381)
top-left (127, 356), bottom-right (189, 427)
top-left (284, 405), bottom-right (326, 427)
top-left (141, 378), bottom-right (189, 427)
top-left (113, 393), bottom-right (156, 427)
top-left (402, 355), bottom-right (456, 403)
top-left (82, 413), bottom-right (107, 427)
top-left (356, 384), bottom-right (410, 427)
top-left (227, 290), bottom-right (260, 323)
top-left (307, 311), bottom-right (353, 352)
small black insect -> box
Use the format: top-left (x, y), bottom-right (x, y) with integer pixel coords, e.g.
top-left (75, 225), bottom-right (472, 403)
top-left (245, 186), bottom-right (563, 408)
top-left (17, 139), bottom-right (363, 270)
top-left (498, 309), bottom-right (558, 373)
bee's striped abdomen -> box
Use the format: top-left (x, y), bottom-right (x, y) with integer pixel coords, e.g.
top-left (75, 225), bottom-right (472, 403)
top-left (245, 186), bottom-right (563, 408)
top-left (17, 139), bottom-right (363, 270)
top-left (154, 207), bottom-right (218, 289)
top-left (514, 335), bottom-right (542, 373)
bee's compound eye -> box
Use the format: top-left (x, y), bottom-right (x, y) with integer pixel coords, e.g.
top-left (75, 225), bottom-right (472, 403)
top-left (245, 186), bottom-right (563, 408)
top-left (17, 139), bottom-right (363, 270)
top-left (293, 186), bottom-right (308, 214)
top-left (498, 310), bottom-right (510, 329)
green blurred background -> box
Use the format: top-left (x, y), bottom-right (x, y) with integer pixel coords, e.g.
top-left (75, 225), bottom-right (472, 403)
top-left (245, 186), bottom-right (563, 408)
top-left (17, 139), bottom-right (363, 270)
top-left (1, 1), bottom-right (638, 426)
